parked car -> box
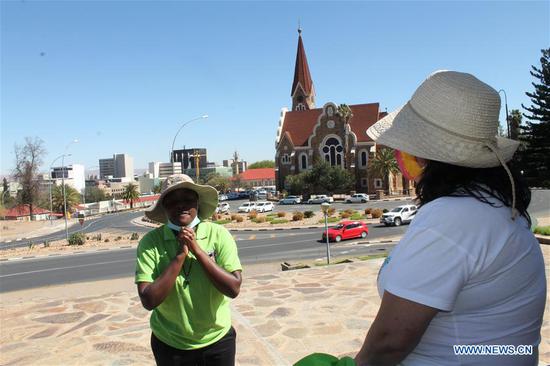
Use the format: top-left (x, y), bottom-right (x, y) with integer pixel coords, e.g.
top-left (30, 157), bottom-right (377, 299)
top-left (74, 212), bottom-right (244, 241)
top-left (227, 192), bottom-right (240, 200)
top-left (215, 202), bottom-right (230, 214)
top-left (307, 195), bottom-right (334, 204)
top-left (238, 191), bottom-right (251, 199)
top-left (345, 193), bottom-right (369, 203)
top-left (321, 220), bottom-right (369, 243)
top-left (279, 195), bottom-right (302, 205)
top-left (255, 201), bottom-right (274, 213)
top-left (238, 202), bottom-right (257, 213)
top-left (219, 194), bottom-right (228, 201)
top-left (380, 204), bottom-right (417, 226)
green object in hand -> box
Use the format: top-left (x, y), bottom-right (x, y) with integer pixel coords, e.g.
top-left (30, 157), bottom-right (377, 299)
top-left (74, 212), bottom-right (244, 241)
top-left (293, 353), bottom-right (356, 366)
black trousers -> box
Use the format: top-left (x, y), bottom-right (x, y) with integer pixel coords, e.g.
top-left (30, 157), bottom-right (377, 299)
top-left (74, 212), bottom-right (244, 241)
top-left (151, 327), bottom-right (236, 366)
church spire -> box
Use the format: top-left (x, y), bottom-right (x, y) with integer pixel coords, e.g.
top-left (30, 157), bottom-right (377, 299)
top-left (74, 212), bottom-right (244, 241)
top-left (291, 28), bottom-right (315, 111)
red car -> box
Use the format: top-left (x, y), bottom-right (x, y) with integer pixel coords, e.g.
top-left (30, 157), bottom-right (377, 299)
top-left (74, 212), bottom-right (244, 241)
top-left (321, 220), bottom-right (369, 243)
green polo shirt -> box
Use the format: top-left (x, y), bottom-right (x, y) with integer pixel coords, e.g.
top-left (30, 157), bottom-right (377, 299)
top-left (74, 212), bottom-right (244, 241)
top-left (135, 221), bottom-right (242, 350)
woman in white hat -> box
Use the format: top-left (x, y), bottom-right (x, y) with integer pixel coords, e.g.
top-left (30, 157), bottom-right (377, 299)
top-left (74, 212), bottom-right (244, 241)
top-left (135, 174), bottom-right (242, 366)
top-left (354, 71), bottom-right (546, 366)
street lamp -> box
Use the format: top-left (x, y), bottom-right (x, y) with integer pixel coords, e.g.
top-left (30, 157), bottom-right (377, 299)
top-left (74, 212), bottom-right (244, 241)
top-left (49, 153), bottom-right (71, 225)
top-left (170, 115), bottom-right (208, 163)
top-left (62, 139), bottom-right (79, 241)
top-left (321, 202), bottom-right (331, 264)
top-left (498, 89), bottom-right (510, 138)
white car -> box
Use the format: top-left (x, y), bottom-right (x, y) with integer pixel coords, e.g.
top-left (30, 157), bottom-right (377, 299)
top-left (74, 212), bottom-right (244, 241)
top-left (345, 193), bottom-right (370, 203)
top-left (215, 202), bottom-right (230, 214)
top-left (380, 204), bottom-right (417, 226)
top-left (255, 201), bottom-right (274, 213)
top-left (238, 202), bottom-right (257, 213)
top-left (219, 194), bottom-right (228, 201)
top-left (307, 195), bottom-right (334, 204)
top-left (279, 195), bottom-right (301, 204)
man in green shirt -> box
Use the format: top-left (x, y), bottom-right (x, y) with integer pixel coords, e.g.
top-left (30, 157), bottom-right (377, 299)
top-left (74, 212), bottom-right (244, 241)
top-left (135, 174), bottom-right (242, 366)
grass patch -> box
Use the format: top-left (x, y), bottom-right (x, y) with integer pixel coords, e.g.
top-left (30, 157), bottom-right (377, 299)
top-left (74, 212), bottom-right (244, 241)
top-left (350, 213), bottom-right (362, 220)
top-left (318, 217), bottom-right (340, 224)
top-left (270, 219), bottom-right (289, 224)
top-left (214, 219), bottom-right (231, 225)
top-left (266, 213), bottom-right (278, 218)
top-left (356, 254), bottom-right (388, 261)
top-left (534, 226), bottom-right (550, 236)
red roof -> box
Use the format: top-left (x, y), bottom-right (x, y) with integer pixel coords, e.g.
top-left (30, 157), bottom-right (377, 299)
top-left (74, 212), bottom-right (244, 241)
top-left (4, 204), bottom-right (50, 217)
top-left (280, 103), bottom-right (381, 146)
top-left (238, 168), bottom-right (275, 181)
top-left (291, 32), bottom-right (314, 96)
top-left (122, 194), bottom-right (160, 204)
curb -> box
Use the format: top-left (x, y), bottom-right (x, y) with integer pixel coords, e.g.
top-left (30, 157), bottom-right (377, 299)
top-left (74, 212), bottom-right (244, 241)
top-left (536, 235), bottom-right (550, 245)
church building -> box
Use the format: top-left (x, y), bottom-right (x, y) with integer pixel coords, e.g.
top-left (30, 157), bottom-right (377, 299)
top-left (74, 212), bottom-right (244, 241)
top-left (275, 29), bottom-right (409, 195)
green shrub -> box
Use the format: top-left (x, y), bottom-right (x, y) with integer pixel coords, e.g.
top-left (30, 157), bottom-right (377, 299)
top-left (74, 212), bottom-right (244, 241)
top-left (95, 233), bottom-right (102, 241)
top-left (130, 232), bottom-right (139, 240)
top-left (371, 209), bottom-right (383, 218)
top-left (214, 219), bottom-right (231, 225)
top-left (277, 211), bottom-right (287, 218)
top-left (68, 233), bottom-right (86, 246)
top-left (270, 219), bottom-right (289, 224)
top-left (534, 226), bottom-right (550, 235)
top-left (115, 236), bottom-right (122, 241)
top-left (382, 208), bottom-right (389, 213)
top-left (292, 211), bottom-right (304, 221)
top-left (28, 241), bottom-right (35, 249)
top-left (304, 210), bottom-right (314, 218)
top-left (43, 240), bottom-right (50, 248)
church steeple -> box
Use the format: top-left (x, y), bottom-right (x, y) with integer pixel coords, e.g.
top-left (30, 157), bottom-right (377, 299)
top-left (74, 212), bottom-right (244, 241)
top-left (291, 28), bottom-right (315, 111)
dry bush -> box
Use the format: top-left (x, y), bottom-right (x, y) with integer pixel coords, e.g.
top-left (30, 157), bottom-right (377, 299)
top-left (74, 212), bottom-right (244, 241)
top-left (292, 211), bottom-right (304, 221)
top-left (277, 211), bottom-right (287, 218)
top-left (327, 207), bottom-right (336, 216)
top-left (371, 209), bottom-right (383, 218)
top-left (248, 210), bottom-right (258, 219)
top-left (235, 215), bottom-right (244, 223)
top-left (365, 208), bottom-right (372, 215)
top-left (230, 214), bottom-right (239, 221)
top-left (255, 216), bottom-right (267, 223)
top-left (340, 212), bottom-right (351, 219)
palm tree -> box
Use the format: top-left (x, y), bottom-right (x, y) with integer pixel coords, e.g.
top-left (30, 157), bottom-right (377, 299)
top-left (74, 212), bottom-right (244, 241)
top-left (51, 184), bottom-right (81, 215)
top-left (370, 147), bottom-right (399, 195)
top-left (337, 104), bottom-right (353, 169)
top-left (122, 183), bottom-right (140, 209)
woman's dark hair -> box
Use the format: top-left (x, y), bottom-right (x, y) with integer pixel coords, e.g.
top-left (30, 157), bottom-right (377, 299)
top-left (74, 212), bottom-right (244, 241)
top-left (416, 160), bottom-right (531, 226)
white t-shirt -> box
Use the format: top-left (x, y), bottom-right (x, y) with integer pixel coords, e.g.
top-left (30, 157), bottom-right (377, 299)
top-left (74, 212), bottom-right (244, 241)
top-left (377, 195), bottom-right (546, 366)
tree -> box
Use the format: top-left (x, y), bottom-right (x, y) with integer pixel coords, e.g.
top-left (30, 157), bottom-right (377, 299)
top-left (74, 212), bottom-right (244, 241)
top-left (285, 161), bottom-right (354, 196)
top-left (517, 48), bottom-right (550, 187)
top-left (13, 137), bottom-right (46, 220)
top-left (2, 178), bottom-right (8, 193)
top-left (508, 109), bottom-right (522, 141)
top-left (51, 184), bottom-right (81, 215)
top-left (337, 104), bottom-right (354, 169)
top-left (248, 160), bottom-right (275, 169)
top-left (370, 147), bottom-right (399, 194)
top-left (285, 173), bottom-right (307, 195)
top-left (206, 173), bottom-right (231, 193)
top-left (122, 183), bottom-right (140, 209)
top-left (153, 183), bottom-right (162, 194)
top-left (84, 187), bottom-right (106, 203)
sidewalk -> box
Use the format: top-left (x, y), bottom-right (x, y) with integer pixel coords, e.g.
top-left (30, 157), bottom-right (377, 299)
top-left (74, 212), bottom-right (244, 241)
top-left (1, 246), bottom-right (549, 365)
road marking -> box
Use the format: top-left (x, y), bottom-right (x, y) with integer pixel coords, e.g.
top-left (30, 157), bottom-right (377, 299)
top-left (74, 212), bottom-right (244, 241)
top-left (0, 258), bottom-right (135, 278)
top-left (270, 234), bottom-right (276, 238)
top-left (248, 235), bottom-right (256, 240)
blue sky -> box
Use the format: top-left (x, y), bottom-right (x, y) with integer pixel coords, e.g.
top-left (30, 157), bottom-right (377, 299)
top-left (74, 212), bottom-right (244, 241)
top-left (1, 1), bottom-right (548, 175)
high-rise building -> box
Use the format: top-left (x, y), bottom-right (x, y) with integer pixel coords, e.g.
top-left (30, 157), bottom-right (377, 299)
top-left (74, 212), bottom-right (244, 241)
top-left (148, 162), bottom-right (161, 178)
top-left (50, 164), bottom-right (86, 193)
top-left (158, 162), bottom-right (182, 178)
top-left (172, 148), bottom-right (207, 173)
top-left (99, 154), bottom-right (134, 179)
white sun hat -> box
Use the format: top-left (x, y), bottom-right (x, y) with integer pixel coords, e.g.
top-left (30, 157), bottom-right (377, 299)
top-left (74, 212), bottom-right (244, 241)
top-left (145, 174), bottom-right (218, 223)
top-left (367, 70), bottom-right (520, 218)
top-left (366, 70), bottom-right (519, 168)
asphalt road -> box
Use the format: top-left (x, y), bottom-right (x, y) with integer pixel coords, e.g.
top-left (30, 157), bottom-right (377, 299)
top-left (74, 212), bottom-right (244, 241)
top-left (0, 225), bottom-right (402, 293)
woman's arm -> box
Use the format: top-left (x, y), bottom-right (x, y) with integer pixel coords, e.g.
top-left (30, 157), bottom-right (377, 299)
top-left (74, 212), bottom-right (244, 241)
top-left (137, 245), bottom-right (188, 310)
top-left (180, 227), bottom-right (242, 298)
top-left (355, 291), bottom-right (439, 366)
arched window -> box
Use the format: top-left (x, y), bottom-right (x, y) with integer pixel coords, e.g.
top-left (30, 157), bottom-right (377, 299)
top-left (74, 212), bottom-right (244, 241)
top-left (322, 137), bottom-right (343, 166)
top-left (296, 103), bottom-right (306, 111)
top-left (360, 150), bottom-right (368, 168)
top-left (300, 153), bottom-right (308, 171)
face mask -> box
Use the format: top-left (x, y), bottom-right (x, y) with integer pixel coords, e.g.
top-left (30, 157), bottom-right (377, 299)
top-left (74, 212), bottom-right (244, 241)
top-left (166, 216), bottom-right (201, 231)
top-left (395, 150), bottom-right (424, 181)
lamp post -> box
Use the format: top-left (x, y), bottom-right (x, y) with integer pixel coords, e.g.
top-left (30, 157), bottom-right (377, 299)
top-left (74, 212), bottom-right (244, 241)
top-left (49, 153), bottom-right (71, 225)
top-left (321, 202), bottom-right (331, 264)
top-left (62, 139), bottom-right (79, 241)
top-left (169, 115), bottom-right (208, 163)
top-left (498, 89), bottom-right (510, 138)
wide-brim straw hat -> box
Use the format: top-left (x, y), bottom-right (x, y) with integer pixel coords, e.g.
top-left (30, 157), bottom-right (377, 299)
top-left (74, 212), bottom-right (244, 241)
top-left (145, 174), bottom-right (218, 223)
top-left (366, 70), bottom-right (519, 168)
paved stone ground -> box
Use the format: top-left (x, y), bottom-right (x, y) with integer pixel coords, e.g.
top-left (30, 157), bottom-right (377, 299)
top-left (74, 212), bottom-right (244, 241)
top-left (1, 247), bottom-right (549, 365)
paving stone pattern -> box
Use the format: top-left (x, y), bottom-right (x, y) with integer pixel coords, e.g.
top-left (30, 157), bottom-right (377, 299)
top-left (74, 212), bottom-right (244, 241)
top-left (1, 248), bottom-right (549, 365)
